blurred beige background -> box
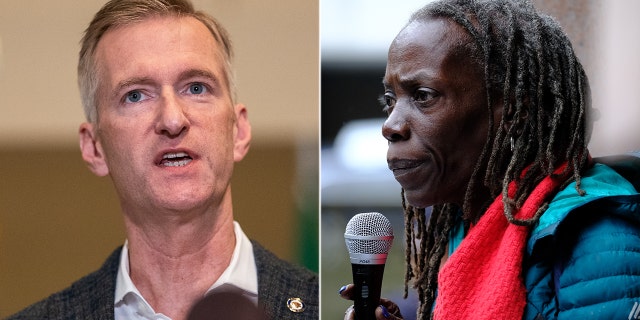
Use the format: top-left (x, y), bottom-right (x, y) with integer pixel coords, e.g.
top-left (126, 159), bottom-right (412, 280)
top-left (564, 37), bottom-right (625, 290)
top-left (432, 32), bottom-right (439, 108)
top-left (537, 0), bottom-right (640, 156)
top-left (0, 0), bottom-right (318, 316)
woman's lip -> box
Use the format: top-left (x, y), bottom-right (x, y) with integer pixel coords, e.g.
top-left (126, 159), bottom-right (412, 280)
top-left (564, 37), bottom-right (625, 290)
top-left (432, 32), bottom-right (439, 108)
top-left (387, 158), bottom-right (425, 176)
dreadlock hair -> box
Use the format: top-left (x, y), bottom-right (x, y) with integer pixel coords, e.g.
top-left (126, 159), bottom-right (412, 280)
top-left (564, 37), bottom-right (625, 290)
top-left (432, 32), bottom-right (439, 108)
top-left (398, 0), bottom-right (592, 318)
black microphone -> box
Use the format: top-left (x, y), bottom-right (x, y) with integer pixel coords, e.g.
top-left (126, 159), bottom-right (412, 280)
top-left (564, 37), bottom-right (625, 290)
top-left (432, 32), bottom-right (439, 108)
top-left (344, 212), bottom-right (394, 320)
top-left (187, 289), bottom-right (268, 320)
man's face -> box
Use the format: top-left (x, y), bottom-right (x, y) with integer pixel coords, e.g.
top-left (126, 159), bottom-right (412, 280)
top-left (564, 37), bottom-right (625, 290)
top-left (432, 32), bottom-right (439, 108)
top-left (80, 16), bottom-right (250, 215)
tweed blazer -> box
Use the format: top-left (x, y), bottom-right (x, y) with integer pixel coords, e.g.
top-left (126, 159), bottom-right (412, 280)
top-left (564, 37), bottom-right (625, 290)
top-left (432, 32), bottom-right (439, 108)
top-left (7, 241), bottom-right (318, 319)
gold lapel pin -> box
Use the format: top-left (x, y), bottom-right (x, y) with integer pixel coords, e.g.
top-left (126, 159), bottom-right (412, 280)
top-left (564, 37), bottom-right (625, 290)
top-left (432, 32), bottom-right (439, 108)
top-left (286, 297), bottom-right (305, 313)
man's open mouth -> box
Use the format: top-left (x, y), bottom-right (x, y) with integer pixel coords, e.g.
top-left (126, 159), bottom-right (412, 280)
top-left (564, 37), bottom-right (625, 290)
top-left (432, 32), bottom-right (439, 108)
top-left (159, 152), bottom-right (193, 167)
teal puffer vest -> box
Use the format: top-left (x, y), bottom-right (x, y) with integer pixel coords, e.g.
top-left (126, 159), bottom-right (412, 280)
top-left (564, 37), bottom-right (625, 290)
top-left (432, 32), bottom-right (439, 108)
top-left (523, 158), bottom-right (640, 319)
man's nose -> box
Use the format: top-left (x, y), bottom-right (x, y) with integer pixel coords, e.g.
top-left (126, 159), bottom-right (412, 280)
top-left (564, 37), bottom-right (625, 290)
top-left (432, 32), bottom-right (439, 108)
top-left (155, 90), bottom-right (190, 137)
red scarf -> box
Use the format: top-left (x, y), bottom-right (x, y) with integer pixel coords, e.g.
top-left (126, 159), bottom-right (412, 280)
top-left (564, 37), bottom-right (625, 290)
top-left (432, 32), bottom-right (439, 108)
top-left (434, 165), bottom-right (568, 319)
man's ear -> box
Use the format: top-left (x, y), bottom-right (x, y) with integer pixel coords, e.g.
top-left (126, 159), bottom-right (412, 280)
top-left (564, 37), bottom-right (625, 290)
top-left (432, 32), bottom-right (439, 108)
top-left (233, 103), bottom-right (251, 162)
top-left (79, 122), bottom-right (109, 177)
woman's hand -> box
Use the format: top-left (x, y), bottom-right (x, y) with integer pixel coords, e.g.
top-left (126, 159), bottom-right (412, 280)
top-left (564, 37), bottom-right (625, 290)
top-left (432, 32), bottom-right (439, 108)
top-left (339, 284), bottom-right (403, 320)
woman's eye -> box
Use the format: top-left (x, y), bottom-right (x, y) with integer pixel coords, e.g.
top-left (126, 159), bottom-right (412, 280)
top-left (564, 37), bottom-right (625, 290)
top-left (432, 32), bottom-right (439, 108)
top-left (413, 88), bottom-right (437, 104)
top-left (380, 92), bottom-right (396, 113)
top-left (385, 95), bottom-right (394, 106)
top-left (125, 90), bottom-right (146, 103)
top-left (188, 83), bottom-right (207, 95)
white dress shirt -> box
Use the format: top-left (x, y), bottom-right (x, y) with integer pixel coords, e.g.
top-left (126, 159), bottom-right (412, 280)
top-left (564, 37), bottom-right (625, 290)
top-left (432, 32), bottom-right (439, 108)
top-left (114, 222), bottom-right (258, 320)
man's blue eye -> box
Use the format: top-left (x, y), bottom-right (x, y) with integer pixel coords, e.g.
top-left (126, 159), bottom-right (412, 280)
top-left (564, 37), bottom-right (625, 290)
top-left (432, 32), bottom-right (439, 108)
top-left (189, 83), bottom-right (207, 94)
top-left (125, 90), bottom-right (144, 103)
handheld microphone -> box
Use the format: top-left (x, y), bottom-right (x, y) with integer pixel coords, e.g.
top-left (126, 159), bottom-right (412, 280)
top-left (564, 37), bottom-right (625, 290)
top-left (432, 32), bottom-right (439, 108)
top-left (344, 212), bottom-right (394, 320)
top-left (187, 289), bottom-right (267, 320)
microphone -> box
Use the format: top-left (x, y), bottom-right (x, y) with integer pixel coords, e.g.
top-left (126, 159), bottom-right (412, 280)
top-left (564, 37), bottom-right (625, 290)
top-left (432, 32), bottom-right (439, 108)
top-left (344, 212), bottom-right (394, 320)
top-left (187, 289), bottom-right (267, 320)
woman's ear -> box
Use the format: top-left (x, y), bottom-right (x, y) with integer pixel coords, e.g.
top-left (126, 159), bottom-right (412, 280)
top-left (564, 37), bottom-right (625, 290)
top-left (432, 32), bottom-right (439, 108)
top-left (501, 96), bottom-right (529, 135)
top-left (79, 122), bottom-right (109, 177)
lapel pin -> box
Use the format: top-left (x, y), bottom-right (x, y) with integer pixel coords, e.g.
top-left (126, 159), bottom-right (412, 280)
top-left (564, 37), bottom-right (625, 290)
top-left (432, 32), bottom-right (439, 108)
top-left (286, 297), bottom-right (305, 313)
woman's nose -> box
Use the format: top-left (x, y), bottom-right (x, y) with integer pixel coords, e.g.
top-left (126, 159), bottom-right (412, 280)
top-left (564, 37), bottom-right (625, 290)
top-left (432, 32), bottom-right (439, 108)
top-left (382, 106), bottom-right (410, 142)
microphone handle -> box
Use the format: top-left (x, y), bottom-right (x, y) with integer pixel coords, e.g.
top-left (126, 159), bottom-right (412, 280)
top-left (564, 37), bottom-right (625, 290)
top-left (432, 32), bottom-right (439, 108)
top-left (352, 263), bottom-right (386, 320)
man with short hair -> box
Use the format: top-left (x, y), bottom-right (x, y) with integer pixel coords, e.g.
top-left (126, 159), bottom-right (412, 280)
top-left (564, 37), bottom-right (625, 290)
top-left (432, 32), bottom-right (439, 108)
top-left (8, 1), bottom-right (318, 319)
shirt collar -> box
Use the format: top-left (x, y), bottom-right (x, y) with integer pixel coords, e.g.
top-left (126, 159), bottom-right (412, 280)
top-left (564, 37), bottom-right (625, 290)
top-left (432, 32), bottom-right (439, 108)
top-left (114, 221), bottom-right (258, 304)
top-left (205, 221), bottom-right (258, 296)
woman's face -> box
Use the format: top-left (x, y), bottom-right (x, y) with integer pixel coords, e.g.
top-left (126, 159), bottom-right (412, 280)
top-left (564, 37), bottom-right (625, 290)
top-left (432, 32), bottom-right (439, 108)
top-left (382, 18), bottom-right (499, 209)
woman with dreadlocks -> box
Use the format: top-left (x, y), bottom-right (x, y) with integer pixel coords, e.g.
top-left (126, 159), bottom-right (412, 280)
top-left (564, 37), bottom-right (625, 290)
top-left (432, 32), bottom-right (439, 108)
top-left (339, 0), bottom-right (640, 319)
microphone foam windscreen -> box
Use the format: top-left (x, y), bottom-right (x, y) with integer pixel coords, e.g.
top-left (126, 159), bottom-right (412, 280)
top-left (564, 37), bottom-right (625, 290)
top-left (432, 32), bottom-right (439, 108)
top-left (344, 212), bottom-right (394, 255)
